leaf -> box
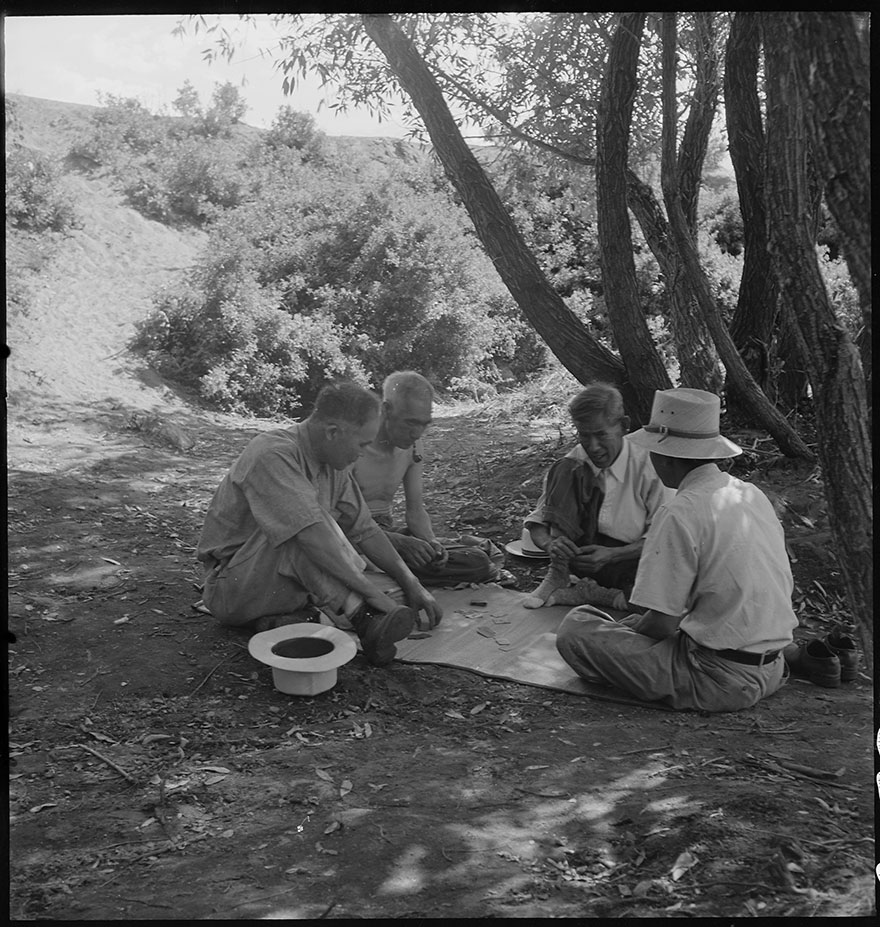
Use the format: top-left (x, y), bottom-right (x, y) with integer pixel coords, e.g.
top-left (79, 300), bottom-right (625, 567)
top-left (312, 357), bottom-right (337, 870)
top-left (470, 702), bottom-right (489, 715)
top-left (363, 722), bottom-right (372, 738)
top-left (101, 557), bottom-right (122, 565)
top-left (525, 765), bottom-right (550, 771)
top-left (195, 765), bottom-right (231, 774)
top-left (324, 820), bottom-right (341, 835)
top-left (339, 779), bottom-right (353, 797)
top-left (671, 849), bottom-right (698, 881)
top-left (633, 879), bottom-right (653, 897)
top-left (29, 802), bottom-right (58, 813)
top-left (204, 774), bottom-right (227, 786)
top-left (315, 768), bottom-right (334, 782)
top-left (445, 710), bottom-right (465, 720)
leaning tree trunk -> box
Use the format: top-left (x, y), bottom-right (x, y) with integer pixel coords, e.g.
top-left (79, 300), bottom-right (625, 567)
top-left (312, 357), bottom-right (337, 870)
top-left (595, 12), bottom-right (673, 403)
top-left (660, 13), bottom-right (813, 460)
top-left (762, 13), bottom-right (873, 670)
top-left (788, 11), bottom-right (872, 415)
top-left (625, 173), bottom-right (721, 392)
top-left (361, 14), bottom-right (657, 423)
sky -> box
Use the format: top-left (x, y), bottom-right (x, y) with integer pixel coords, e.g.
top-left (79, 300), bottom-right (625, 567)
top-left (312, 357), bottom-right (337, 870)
top-left (3, 13), bottom-right (413, 137)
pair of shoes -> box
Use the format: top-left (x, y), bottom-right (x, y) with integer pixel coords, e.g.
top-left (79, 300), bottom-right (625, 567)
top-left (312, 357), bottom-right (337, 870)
top-left (349, 603), bottom-right (417, 667)
top-left (783, 640), bottom-right (841, 687)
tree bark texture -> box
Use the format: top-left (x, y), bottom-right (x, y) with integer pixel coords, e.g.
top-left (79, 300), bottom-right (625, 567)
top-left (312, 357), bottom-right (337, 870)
top-left (660, 13), bottom-right (813, 460)
top-left (761, 13), bottom-right (873, 667)
top-left (625, 172), bottom-right (722, 392)
top-left (788, 11), bottom-right (871, 403)
top-left (360, 14), bottom-right (661, 422)
top-left (724, 13), bottom-right (780, 401)
top-left (595, 12), bottom-right (673, 413)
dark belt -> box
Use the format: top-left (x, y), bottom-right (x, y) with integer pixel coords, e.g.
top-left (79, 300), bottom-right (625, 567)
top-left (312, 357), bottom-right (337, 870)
top-left (713, 648), bottom-right (780, 666)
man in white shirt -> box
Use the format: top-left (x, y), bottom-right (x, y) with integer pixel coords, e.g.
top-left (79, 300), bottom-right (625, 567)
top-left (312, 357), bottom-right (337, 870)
top-left (556, 387), bottom-right (797, 712)
top-left (523, 383), bottom-right (673, 610)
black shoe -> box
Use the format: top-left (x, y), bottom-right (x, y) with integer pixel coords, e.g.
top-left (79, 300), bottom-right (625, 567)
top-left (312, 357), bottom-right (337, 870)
top-left (349, 604), bottom-right (416, 667)
top-left (782, 639), bottom-right (841, 688)
top-left (824, 630), bottom-right (859, 682)
top-left (253, 605), bottom-right (321, 634)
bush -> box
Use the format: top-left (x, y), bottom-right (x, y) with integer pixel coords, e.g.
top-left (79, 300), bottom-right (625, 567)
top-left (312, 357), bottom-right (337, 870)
top-left (124, 137), bottom-right (248, 224)
top-left (135, 158), bottom-right (544, 415)
top-left (5, 148), bottom-right (77, 232)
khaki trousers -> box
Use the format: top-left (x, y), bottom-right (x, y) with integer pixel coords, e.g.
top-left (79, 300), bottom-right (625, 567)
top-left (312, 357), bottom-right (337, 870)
top-left (556, 607), bottom-right (788, 712)
top-left (203, 515), bottom-right (399, 629)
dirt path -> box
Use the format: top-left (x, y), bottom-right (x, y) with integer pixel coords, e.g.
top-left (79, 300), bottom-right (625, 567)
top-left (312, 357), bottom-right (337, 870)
top-left (7, 101), bottom-right (875, 919)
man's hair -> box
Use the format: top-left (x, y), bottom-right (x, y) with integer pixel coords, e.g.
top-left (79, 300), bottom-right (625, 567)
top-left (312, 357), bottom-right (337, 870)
top-left (382, 370), bottom-right (434, 405)
top-left (312, 381), bottom-right (380, 427)
top-left (568, 382), bottom-right (625, 425)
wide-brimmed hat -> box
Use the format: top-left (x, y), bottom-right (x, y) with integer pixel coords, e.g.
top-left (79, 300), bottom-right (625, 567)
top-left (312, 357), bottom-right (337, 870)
top-left (504, 528), bottom-right (549, 560)
top-left (627, 388), bottom-right (742, 460)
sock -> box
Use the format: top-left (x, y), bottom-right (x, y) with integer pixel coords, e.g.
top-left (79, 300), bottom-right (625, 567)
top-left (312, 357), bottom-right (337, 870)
top-left (548, 577), bottom-right (628, 610)
top-left (523, 564), bottom-right (571, 609)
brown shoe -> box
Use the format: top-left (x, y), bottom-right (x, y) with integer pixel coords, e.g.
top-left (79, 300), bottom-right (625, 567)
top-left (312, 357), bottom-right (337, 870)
top-left (349, 604), bottom-right (416, 667)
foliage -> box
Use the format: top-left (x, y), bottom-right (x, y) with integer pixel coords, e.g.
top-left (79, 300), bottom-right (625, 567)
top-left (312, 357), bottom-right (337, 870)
top-left (5, 147), bottom-right (78, 232)
top-left (134, 154), bottom-right (540, 415)
top-left (818, 247), bottom-right (861, 339)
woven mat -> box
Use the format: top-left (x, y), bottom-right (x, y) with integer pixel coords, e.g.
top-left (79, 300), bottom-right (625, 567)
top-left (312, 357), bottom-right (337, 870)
top-left (393, 583), bottom-right (673, 711)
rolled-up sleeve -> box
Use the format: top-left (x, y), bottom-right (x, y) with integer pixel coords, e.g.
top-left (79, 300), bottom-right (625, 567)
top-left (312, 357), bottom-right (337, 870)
top-left (333, 473), bottom-right (384, 548)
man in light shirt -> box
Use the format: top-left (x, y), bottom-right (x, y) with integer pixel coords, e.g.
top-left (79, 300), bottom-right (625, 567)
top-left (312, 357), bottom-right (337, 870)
top-left (556, 387), bottom-right (797, 712)
top-left (522, 383), bottom-right (673, 610)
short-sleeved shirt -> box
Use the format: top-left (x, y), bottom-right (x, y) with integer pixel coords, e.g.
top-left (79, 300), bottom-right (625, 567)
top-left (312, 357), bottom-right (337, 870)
top-left (197, 423), bottom-right (382, 567)
top-left (354, 439), bottom-right (425, 519)
top-left (630, 463), bottom-right (797, 652)
top-left (525, 437), bottom-right (673, 543)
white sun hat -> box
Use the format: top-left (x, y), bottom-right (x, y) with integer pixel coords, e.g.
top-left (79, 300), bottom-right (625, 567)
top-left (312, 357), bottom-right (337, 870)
top-left (505, 528), bottom-right (549, 560)
top-left (248, 623), bottom-right (357, 696)
top-left (627, 388), bottom-right (742, 460)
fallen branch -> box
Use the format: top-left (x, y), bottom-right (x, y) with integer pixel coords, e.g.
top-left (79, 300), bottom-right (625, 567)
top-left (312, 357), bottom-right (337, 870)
top-left (78, 744), bottom-right (137, 784)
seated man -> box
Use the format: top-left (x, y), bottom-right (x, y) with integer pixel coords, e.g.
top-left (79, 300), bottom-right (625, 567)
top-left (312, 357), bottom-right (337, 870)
top-left (354, 370), bottom-right (500, 585)
top-left (523, 382), bottom-right (673, 610)
top-left (556, 387), bottom-right (797, 712)
top-left (197, 381), bottom-right (442, 667)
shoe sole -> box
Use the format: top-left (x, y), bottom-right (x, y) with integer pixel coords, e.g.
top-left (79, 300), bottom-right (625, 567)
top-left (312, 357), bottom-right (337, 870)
top-left (361, 606), bottom-right (417, 667)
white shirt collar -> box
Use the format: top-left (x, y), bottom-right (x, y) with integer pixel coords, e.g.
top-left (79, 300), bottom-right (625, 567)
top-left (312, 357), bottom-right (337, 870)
top-left (583, 434), bottom-right (630, 481)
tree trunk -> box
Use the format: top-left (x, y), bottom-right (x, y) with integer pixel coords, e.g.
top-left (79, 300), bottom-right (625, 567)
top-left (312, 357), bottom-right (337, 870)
top-left (625, 173), bottom-right (722, 392)
top-left (361, 14), bottom-right (658, 423)
top-left (595, 13), bottom-right (673, 406)
top-left (724, 12), bottom-right (779, 413)
top-left (660, 13), bottom-right (814, 460)
top-left (788, 12), bottom-right (872, 412)
top-left (761, 13), bottom-right (873, 669)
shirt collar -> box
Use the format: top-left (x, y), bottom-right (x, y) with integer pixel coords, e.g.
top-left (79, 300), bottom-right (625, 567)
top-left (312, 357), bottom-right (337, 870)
top-left (583, 435), bottom-right (630, 481)
top-left (676, 461), bottom-right (721, 493)
top-left (291, 422), bottom-right (325, 478)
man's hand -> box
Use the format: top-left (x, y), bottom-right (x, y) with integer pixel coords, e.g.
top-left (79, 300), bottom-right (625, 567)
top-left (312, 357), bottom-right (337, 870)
top-left (571, 544), bottom-right (616, 575)
top-left (389, 533), bottom-right (442, 568)
top-left (547, 536), bottom-right (580, 565)
top-left (405, 583), bottom-right (443, 629)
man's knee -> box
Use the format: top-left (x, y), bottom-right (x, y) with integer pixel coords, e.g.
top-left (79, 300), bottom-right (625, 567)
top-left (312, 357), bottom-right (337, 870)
top-left (556, 607), bottom-right (602, 658)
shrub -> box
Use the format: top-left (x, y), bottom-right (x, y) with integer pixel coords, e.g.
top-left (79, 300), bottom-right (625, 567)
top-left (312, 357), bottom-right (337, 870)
top-left (5, 148), bottom-right (77, 232)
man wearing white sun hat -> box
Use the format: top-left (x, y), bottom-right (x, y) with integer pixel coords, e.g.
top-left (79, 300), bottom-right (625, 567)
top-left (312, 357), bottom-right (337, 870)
top-left (556, 387), bottom-right (797, 712)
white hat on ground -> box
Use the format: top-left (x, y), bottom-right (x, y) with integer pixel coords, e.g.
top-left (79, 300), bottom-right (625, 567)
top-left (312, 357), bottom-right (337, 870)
top-left (627, 388), bottom-right (742, 460)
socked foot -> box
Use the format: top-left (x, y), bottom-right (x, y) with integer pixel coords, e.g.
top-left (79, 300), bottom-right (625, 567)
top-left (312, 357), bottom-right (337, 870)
top-left (523, 565), bottom-right (571, 609)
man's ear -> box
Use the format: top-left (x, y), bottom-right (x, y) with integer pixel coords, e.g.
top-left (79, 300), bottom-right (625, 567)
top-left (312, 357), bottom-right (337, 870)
top-left (381, 399), bottom-right (393, 418)
top-left (619, 415), bottom-right (631, 434)
top-left (324, 421), bottom-right (341, 442)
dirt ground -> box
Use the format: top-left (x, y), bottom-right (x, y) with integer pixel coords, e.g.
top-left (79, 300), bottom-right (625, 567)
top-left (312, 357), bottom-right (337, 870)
top-left (7, 93), bottom-right (875, 919)
top-left (7, 393), bottom-right (876, 920)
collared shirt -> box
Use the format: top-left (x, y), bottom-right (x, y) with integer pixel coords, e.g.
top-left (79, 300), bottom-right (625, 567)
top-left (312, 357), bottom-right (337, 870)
top-left (354, 439), bottom-right (425, 519)
top-left (197, 423), bottom-right (382, 567)
top-left (525, 436), bottom-right (674, 543)
top-left (630, 463), bottom-right (797, 652)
